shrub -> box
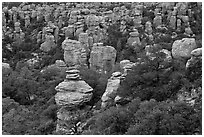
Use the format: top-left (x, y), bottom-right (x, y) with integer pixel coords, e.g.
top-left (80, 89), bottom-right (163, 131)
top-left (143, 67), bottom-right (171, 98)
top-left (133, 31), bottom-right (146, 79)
top-left (126, 100), bottom-right (201, 135)
top-left (118, 49), bottom-right (186, 101)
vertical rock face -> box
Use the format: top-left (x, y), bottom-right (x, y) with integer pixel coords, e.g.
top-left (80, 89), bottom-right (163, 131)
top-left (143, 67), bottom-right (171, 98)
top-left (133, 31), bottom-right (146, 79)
top-left (62, 38), bottom-right (88, 67)
top-left (89, 43), bottom-right (116, 73)
top-left (172, 38), bottom-right (197, 59)
top-left (78, 33), bottom-right (90, 53)
top-left (55, 68), bottom-right (93, 134)
top-left (101, 72), bottom-right (122, 108)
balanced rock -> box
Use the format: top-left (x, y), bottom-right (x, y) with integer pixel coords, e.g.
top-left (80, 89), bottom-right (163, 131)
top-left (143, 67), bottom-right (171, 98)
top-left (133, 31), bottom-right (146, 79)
top-left (55, 68), bottom-right (93, 134)
top-left (172, 38), bottom-right (197, 59)
top-left (55, 69), bottom-right (93, 108)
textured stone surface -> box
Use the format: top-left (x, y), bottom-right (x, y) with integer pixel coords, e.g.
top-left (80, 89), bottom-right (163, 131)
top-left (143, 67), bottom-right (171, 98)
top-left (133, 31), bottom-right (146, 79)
top-left (55, 91), bottom-right (92, 107)
top-left (55, 68), bottom-right (93, 106)
top-left (62, 38), bottom-right (88, 67)
top-left (89, 43), bottom-right (116, 72)
top-left (120, 60), bottom-right (135, 75)
top-left (190, 48), bottom-right (202, 57)
top-left (101, 72), bottom-right (122, 108)
top-left (186, 47), bottom-right (202, 69)
top-left (55, 80), bottom-right (93, 94)
top-left (127, 31), bottom-right (141, 50)
top-left (40, 34), bottom-right (56, 52)
top-left (172, 38), bottom-right (197, 59)
top-left (55, 68), bottom-right (93, 134)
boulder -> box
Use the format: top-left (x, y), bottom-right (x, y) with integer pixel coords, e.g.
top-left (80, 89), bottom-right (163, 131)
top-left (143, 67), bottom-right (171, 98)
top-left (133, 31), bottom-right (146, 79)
top-left (55, 68), bottom-right (93, 107)
top-left (55, 91), bottom-right (92, 107)
top-left (172, 38), bottom-right (197, 59)
top-left (55, 81), bottom-right (93, 94)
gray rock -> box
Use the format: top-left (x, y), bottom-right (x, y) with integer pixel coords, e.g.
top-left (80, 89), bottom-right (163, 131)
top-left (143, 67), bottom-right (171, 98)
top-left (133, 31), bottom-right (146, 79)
top-left (172, 38), bottom-right (197, 59)
top-left (191, 48), bottom-right (202, 57)
top-left (101, 72), bottom-right (122, 108)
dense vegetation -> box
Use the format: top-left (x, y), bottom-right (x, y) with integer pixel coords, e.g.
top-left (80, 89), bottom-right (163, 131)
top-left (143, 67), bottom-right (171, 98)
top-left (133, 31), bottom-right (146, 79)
top-left (2, 2), bottom-right (202, 135)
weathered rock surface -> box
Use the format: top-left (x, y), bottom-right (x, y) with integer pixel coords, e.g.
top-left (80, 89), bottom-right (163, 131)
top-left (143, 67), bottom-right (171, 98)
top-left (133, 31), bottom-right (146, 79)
top-left (101, 72), bottom-right (122, 108)
top-left (119, 60), bottom-right (135, 75)
top-left (55, 68), bottom-right (93, 134)
top-left (62, 38), bottom-right (88, 67)
top-left (186, 48), bottom-right (202, 69)
top-left (190, 48), bottom-right (202, 57)
top-left (172, 38), bottom-right (197, 59)
top-left (40, 34), bottom-right (56, 52)
top-left (89, 43), bottom-right (116, 73)
top-left (55, 69), bottom-right (93, 108)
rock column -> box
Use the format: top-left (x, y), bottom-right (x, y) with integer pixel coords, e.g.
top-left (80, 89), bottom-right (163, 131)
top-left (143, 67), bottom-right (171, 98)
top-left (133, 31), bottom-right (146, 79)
top-left (55, 68), bottom-right (93, 134)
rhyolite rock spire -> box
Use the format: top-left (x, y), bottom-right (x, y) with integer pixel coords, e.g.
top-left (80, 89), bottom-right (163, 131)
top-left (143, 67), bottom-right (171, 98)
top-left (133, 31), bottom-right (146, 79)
top-left (55, 67), bottom-right (93, 134)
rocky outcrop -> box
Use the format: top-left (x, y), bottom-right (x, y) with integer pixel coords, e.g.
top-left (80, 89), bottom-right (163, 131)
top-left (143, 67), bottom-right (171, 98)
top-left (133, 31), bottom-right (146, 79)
top-left (190, 48), bottom-right (202, 57)
top-left (172, 38), bottom-right (197, 59)
top-left (186, 48), bottom-right (202, 69)
top-left (40, 34), bottom-right (57, 52)
top-left (55, 67), bottom-right (93, 134)
top-left (62, 38), bottom-right (88, 67)
top-left (78, 33), bottom-right (90, 53)
top-left (101, 72), bottom-right (122, 108)
top-left (89, 43), bottom-right (116, 73)
top-left (119, 60), bottom-right (135, 75)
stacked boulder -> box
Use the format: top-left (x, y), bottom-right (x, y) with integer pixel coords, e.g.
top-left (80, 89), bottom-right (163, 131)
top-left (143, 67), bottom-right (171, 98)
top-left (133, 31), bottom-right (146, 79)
top-left (55, 67), bottom-right (93, 134)
top-left (101, 72), bottom-right (123, 108)
top-left (89, 43), bottom-right (116, 73)
top-left (62, 38), bottom-right (88, 67)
